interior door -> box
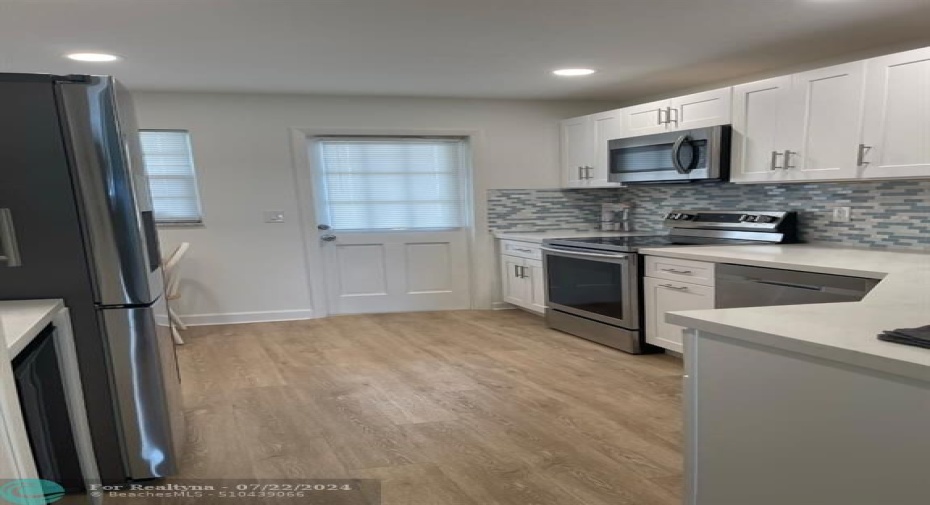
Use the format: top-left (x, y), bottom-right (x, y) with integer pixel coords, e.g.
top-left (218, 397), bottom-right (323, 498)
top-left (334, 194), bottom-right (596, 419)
top-left (787, 62), bottom-right (866, 181)
top-left (861, 47), bottom-right (930, 179)
top-left (731, 76), bottom-right (794, 183)
top-left (311, 137), bottom-right (472, 315)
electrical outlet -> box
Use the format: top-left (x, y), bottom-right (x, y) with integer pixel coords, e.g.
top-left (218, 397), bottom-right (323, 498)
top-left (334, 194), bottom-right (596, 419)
top-left (263, 210), bottom-right (285, 223)
top-left (832, 207), bottom-right (851, 223)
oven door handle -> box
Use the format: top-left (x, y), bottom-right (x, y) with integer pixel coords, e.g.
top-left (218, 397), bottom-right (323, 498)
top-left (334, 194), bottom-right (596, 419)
top-left (541, 246), bottom-right (629, 260)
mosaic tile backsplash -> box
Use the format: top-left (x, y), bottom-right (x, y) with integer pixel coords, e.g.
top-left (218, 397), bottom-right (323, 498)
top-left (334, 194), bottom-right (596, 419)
top-left (488, 180), bottom-right (930, 251)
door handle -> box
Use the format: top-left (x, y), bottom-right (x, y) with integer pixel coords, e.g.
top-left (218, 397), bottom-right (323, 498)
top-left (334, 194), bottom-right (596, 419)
top-left (667, 107), bottom-right (679, 126)
top-left (783, 150), bottom-right (796, 169)
top-left (520, 266), bottom-right (529, 279)
top-left (659, 284), bottom-right (689, 291)
top-left (584, 166), bottom-right (593, 180)
top-left (577, 166), bottom-right (584, 181)
top-left (770, 151), bottom-right (784, 171)
top-left (857, 144), bottom-right (872, 166)
top-left (321, 234), bottom-right (337, 242)
top-left (317, 224), bottom-right (331, 230)
top-left (661, 268), bottom-right (694, 274)
top-left (671, 135), bottom-right (699, 174)
top-left (657, 108), bottom-right (666, 125)
top-left (514, 265), bottom-right (521, 278)
top-left (0, 209), bottom-right (22, 267)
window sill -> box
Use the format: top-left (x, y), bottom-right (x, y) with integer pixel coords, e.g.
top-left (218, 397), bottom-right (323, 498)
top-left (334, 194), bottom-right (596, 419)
top-left (156, 222), bottom-right (204, 229)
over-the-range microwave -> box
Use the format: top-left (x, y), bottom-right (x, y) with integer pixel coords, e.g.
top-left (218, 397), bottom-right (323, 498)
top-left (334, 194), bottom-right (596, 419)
top-left (608, 125), bottom-right (731, 184)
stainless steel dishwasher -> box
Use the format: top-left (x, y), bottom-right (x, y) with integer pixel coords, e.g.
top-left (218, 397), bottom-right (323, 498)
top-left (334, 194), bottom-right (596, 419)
top-left (716, 264), bottom-right (880, 309)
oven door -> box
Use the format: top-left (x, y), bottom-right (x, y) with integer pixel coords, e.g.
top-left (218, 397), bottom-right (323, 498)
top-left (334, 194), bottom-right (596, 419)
top-left (542, 246), bottom-right (639, 330)
top-left (608, 125), bottom-right (729, 184)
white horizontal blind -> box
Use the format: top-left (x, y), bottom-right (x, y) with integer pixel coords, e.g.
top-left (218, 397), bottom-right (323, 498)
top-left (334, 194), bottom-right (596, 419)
top-left (317, 137), bottom-right (467, 231)
top-left (139, 130), bottom-right (203, 224)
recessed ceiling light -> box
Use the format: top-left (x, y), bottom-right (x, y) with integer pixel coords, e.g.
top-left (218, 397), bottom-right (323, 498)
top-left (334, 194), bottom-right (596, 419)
top-left (553, 68), bottom-right (596, 77)
top-left (65, 52), bottom-right (120, 62)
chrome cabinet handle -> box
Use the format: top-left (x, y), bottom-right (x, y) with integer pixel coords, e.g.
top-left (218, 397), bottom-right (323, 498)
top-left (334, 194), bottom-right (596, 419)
top-left (577, 166), bottom-right (585, 181)
top-left (321, 234), bottom-right (337, 242)
top-left (520, 266), bottom-right (529, 279)
top-left (770, 151), bottom-right (784, 171)
top-left (783, 150), bottom-right (796, 169)
top-left (661, 268), bottom-right (693, 274)
top-left (514, 265), bottom-right (520, 278)
top-left (657, 108), bottom-right (666, 125)
top-left (0, 209), bottom-right (22, 267)
top-left (667, 107), bottom-right (679, 126)
top-left (659, 284), bottom-right (689, 291)
top-left (857, 144), bottom-right (872, 166)
top-left (584, 166), bottom-right (593, 179)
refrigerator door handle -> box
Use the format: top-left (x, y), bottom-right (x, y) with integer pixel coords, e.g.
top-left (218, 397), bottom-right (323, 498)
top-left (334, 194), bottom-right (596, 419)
top-left (0, 208), bottom-right (23, 267)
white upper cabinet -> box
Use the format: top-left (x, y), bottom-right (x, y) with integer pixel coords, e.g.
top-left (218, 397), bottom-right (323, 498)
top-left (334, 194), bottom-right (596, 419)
top-left (560, 115), bottom-right (595, 187)
top-left (732, 63), bottom-right (867, 183)
top-left (622, 99), bottom-right (671, 137)
top-left (560, 111), bottom-right (623, 188)
top-left (732, 76), bottom-right (795, 183)
top-left (861, 47), bottom-right (930, 179)
top-left (786, 61), bottom-right (867, 182)
top-left (590, 110), bottom-right (624, 186)
top-left (669, 88), bottom-right (732, 131)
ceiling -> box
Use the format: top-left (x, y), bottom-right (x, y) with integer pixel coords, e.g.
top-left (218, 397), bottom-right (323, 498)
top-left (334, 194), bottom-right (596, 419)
top-left (2, 0), bottom-right (930, 100)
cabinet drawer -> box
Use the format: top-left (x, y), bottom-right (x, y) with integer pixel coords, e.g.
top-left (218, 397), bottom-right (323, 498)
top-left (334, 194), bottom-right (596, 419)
top-left (644, 277), bottom-right (715, 353)
top-left (500, 240), bottom-right (542, 260)
top-left (645, 256), bottom-right (716, 286)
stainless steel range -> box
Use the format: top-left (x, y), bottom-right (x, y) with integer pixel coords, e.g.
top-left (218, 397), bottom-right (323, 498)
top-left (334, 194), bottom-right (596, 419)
top-left (541, 210), bottom-right (798, 354)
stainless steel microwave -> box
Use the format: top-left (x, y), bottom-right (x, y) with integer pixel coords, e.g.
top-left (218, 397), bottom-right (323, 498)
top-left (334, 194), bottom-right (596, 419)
top-left (608, 125), bottom-right (730, 184)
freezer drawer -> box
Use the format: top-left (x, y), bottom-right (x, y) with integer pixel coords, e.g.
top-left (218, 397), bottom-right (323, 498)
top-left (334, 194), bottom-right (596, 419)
top-left (100, 299), bottom-right (183, 479)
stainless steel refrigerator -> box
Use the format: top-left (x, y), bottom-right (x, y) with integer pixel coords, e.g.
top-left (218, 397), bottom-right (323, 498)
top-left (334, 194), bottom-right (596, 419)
top-left (0, 73), bottom-right (184, 483)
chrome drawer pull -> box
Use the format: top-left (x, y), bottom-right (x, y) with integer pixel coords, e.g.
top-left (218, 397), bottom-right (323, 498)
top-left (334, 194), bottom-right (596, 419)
top-left (661, 268), bottom-right (694, 274)
top-left (659, 284), bottom-right (689, 291)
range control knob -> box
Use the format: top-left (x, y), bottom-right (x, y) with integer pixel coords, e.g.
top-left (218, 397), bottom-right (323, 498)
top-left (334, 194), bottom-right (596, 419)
top-left (677, 213), bottom-right (695, 221)
top-left (755, 215), bottom-right (778, 224)
top-left (738, 214), bottom-right (756, 223)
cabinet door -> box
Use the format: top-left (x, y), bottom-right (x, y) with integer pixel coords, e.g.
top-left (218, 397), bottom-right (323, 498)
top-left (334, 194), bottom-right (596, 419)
top-left (669, 88), bottom-right (732, 131)
top-left (589, 110), bottom-right (624, 187)
top-left (785, 62), bottom-right (866, 181)
top-left (560, 116), bottom-right (594, 187)
top-left (622, 99), bottom-right (671, 137)
top-left (861, 47), bottom-right (930, 179)
top-left (731, 76), bottom-right (794, 183)
top-left (501, 255), bottom-right (527, 307)
top-left (525, 259), bottom-right (546, 314)
top-left (644, 277), bottom-right (715, 353)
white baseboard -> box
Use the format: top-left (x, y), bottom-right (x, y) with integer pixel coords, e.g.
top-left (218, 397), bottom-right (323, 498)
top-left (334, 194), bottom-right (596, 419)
top-left (171, 309), bottom-right (317, 326)
top-left (491, 302), bottom-right (516, 310)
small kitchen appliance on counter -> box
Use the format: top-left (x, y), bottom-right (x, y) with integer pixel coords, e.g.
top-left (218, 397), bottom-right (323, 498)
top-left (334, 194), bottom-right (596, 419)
top-left (541, 210), bottom-right (798, 353)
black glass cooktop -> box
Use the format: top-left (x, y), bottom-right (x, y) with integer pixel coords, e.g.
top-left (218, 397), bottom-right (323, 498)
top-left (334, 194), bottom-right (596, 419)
top-left (545, 235), bottom-right (766, 253)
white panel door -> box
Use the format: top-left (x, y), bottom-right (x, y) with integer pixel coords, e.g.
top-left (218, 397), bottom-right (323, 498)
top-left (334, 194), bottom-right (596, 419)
top-left (623, 99), bottom-right (671, 137)
top-left (500, 255), bottom-right (527, 307)
top-left (644, 277), bottom-right (715, 353)
top-left (786, 62), bottom-right (866, 181)
top-left (731, 76), bottom-right (794, 183)
top-left (669, 88), bottom-right (732, 131)
top-left (861, 47), bottom-right (930, 179)
top-left (560, 116), bottom-right (594, 187)
top-left (324, 231), bottom-right (470, 314)
top-left (525, 258), bottom-right (546, 314)
top-left (590, 110), bottom-right (624, 187)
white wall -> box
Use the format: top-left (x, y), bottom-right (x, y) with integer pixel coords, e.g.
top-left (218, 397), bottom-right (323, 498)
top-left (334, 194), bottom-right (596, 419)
top-left (133, 92), bottom-right (615, 324)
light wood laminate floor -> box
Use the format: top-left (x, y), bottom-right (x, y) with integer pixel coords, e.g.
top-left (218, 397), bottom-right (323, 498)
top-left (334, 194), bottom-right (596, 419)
top-left (175, 310), bottom-right (684, 505)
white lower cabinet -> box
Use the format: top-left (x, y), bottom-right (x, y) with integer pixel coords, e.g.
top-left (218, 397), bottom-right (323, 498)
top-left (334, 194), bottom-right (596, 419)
top-left (644, 257), bottom-right (716, 353)
top-left (499, 241), bottom-right (546, 315)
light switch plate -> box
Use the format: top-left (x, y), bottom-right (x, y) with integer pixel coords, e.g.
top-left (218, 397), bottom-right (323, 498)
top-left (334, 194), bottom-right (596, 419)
top-left (263, 210), bottom-right (286, 223)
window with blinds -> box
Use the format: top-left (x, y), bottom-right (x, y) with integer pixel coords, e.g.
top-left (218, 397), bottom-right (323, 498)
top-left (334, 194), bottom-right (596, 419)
top-left (138, 130), bottom-right (203, 225)
top-left (316, 137), bottom-right (468, 231)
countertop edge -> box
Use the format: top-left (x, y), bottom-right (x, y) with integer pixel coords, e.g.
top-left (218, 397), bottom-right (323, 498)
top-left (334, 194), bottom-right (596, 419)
top-left (3, 299), bottom-right (66, 357)
top-left (667, 311), bottom-right (930, 383)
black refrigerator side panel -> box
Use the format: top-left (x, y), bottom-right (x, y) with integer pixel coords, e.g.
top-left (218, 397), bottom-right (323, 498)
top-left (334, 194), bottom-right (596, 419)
top-left (0, 79), bottom-right (127, 483)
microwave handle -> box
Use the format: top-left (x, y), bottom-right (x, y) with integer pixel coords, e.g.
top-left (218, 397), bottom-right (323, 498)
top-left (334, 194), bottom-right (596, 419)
top-left (671, 134), bottom-right (699, 175)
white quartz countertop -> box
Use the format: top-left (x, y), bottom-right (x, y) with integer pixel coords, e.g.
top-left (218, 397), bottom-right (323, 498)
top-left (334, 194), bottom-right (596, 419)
top-left (1, 299), bottom-right (65, 357)
top-left (495, 230), bottom-right (659, 243)
top-left (639, 244), bottom-right (930, 381)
